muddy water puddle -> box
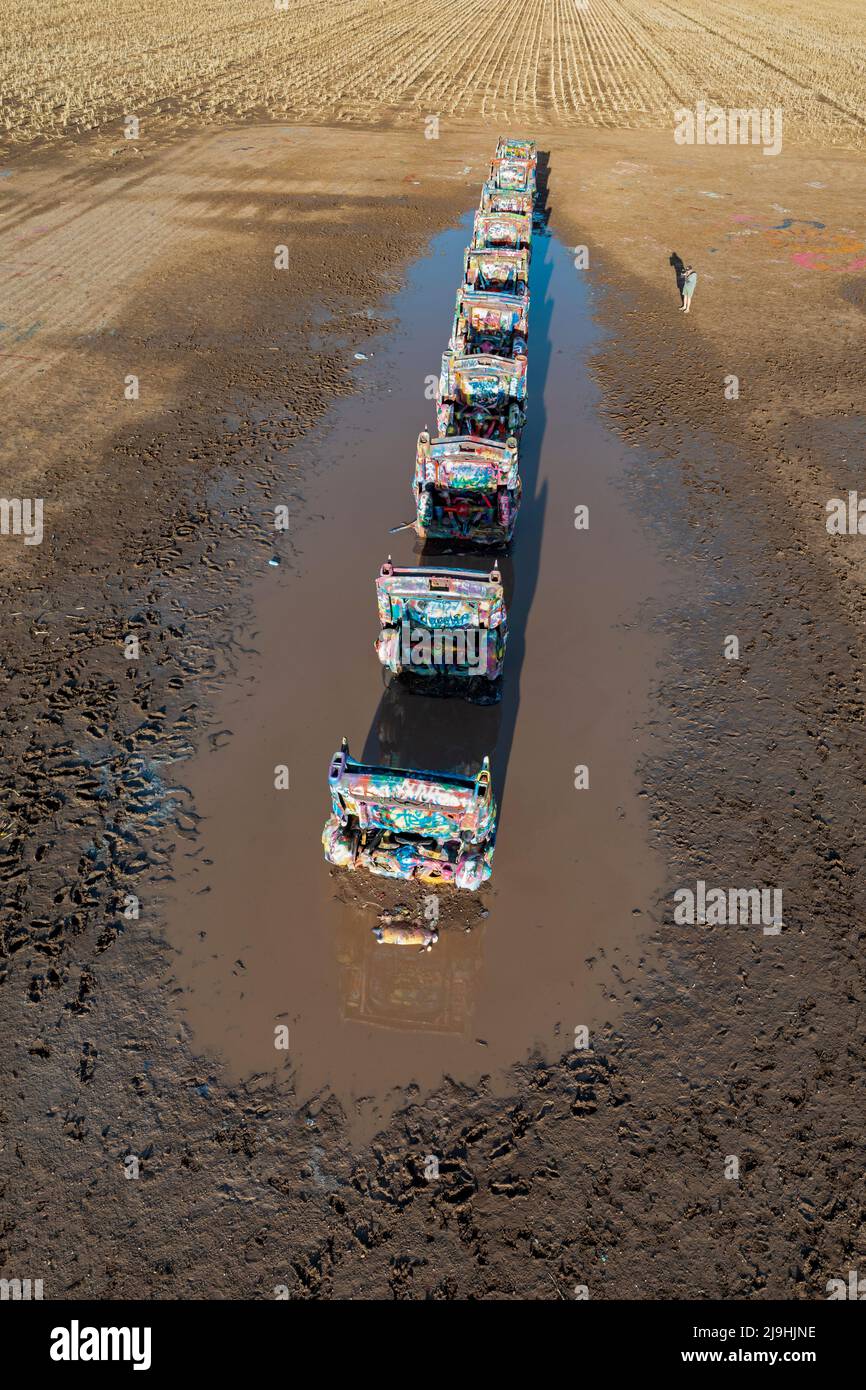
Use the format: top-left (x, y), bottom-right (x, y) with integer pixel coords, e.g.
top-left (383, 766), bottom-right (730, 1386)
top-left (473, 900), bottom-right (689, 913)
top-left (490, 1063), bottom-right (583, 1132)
top-left (164, 214), bottom-right (671, 1134)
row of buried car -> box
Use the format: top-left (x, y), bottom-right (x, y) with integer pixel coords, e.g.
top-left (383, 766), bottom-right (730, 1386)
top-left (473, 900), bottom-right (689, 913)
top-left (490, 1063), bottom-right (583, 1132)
top-left (323, 140), bottom-right (537, 920)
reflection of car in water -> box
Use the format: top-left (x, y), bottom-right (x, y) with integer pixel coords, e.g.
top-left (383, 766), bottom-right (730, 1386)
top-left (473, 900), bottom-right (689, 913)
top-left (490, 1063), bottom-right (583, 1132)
top-left (464, 246), bottom-right (529, 296)
top-left (413, 431), bottom-right (521, 547)
top-left (374, 559), bottom-right (507, 700)
top-left (337, 916), bottom-right (483, 1033)
top-left (367, 674), bottom-right (503, 781)
top-left (323, 738), bottom-right (497, 891)
top-left (450, 288), bottom-right (528, 359)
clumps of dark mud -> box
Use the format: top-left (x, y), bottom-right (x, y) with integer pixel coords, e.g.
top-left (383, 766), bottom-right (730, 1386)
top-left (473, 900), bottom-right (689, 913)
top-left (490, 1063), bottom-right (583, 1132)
top-left (6, 147), bottom-right (863, 1299)
top-left (1, 182), bottom-right (497, 1296)
top-left (551, 242), bottom-right (866, 1296)
top-left (0, 189), bottom-right (464, 987)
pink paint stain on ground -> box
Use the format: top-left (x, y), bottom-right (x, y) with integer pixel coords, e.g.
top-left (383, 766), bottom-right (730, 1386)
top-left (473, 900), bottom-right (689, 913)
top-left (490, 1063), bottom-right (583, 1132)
top-left (792, 252), bottom-right (866, 271)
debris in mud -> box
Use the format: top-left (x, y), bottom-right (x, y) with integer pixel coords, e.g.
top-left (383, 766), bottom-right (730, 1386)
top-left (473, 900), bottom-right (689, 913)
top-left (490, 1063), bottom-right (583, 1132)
top-left (373, 903), bottom-right (436, 950)
top-left (378, 904), bottom-right (410, 923)
top-left (373, 922), bottom-right (437, 950)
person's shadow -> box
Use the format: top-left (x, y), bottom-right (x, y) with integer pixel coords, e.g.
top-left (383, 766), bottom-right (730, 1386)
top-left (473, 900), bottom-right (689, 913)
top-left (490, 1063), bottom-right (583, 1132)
top-left (669, 252), bottom-right (686, 300)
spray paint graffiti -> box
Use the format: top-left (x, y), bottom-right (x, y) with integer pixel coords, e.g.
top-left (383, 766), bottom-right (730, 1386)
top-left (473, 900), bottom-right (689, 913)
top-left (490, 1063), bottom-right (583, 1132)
top-left (728, 213), bottom-right (866, 271)
top-left (323, 740), bottom-right (497, 892)
top-left (374, 560), bottom-right (507, 689)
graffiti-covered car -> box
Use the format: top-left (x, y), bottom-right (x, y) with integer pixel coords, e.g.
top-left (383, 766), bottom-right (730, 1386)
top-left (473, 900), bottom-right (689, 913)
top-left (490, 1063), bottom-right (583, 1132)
top-left (374, 559), bottom-right (507, 694)
top-left (472, 210), bottom-right (532, 254)
top-left (479, 182), bottom-right (534, 218)
top-left (323, 739), bottom-right (497, 891)
top-left (414, 431), bottom-right (521, 545)
top-left (495, 136), bottom-right (536, 165)
top-left (489, 154), bottom-right (535, 195)
top-left (465, 246), bottom-right (529, 295)
top-left (450, 288), bottom-right (528, 358)
top-left (437, 349), bottom-right (526, 442)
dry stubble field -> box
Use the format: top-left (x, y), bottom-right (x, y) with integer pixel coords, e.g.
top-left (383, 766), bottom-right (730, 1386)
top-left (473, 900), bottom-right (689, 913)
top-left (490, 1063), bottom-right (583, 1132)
top-left (2, 0), bottom-right (865, 151)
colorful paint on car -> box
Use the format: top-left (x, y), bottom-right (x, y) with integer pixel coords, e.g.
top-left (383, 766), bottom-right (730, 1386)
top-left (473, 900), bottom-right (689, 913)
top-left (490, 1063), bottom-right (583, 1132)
top-left (489, 155), bottom-right (536, 195)
top-left (325, 140), bottom-right (537, 901)
top-left (450, 288), bottom-right (528, 357)
top-left (479, 183), bottom-right (535, 217)
top-left (494, 137), bottom-right (537, 167)
top-left (436, 350), bottom-right (526, 442)
top-left (472, 210), bottom-right (533, 253)
top-left (375, 559), bottom-right (507, 687)
top-left (323, 740), bottom-right (497, 891)
top-left (464, 245), bottom-right (530, 295)
top-left (413, 432), bottom-right (521, 545)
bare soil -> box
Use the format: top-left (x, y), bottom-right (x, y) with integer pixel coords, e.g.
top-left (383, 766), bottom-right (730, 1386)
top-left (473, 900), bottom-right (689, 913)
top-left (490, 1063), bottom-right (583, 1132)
top-left (1, 119), bottom-right (864, 1298)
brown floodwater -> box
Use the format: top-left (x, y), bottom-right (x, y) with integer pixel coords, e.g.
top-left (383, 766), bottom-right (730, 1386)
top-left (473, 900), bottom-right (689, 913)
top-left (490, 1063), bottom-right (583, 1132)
top-left (163, 213), bottom-right (671, 1135)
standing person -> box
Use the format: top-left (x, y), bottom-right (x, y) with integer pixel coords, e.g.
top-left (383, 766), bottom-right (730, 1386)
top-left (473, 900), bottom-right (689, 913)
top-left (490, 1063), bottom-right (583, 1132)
top-left (680, 264), bottom-right (697, 313)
